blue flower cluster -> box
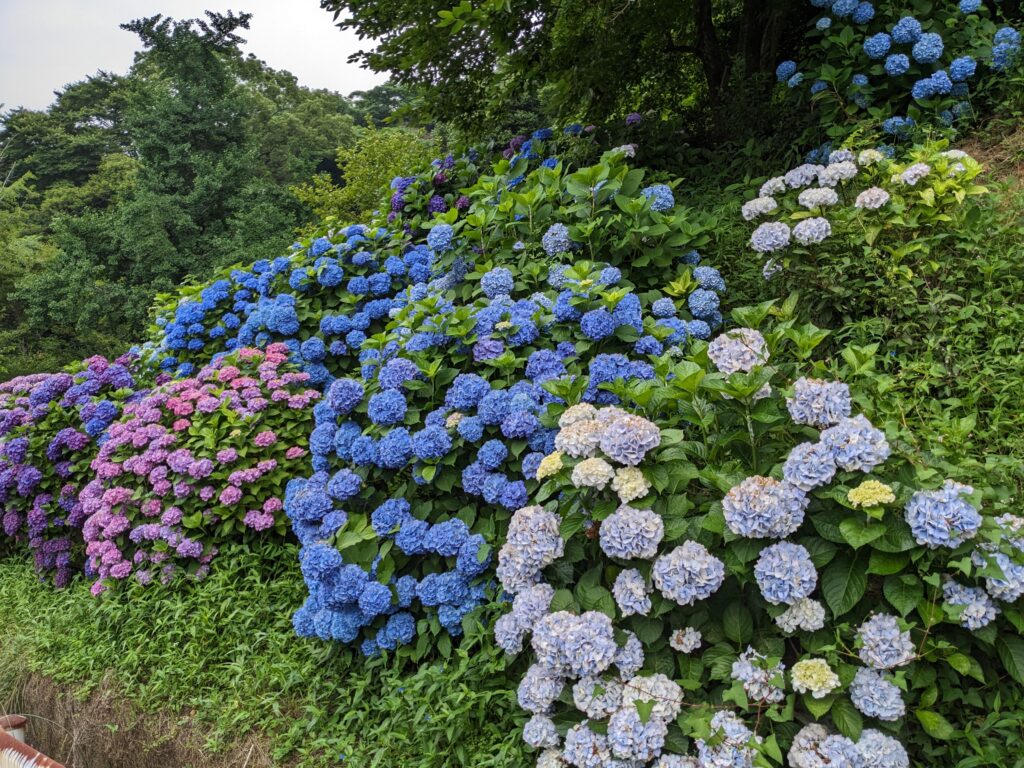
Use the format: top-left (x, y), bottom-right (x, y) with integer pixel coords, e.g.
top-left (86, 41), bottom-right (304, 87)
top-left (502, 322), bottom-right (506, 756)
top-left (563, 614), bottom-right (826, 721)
top-left (780, 2), bottom-right (1021, 135)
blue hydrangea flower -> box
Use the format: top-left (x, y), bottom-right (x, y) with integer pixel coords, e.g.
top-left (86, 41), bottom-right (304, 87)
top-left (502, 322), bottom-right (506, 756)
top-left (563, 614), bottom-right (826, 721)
top-left (959, 0), bottom-right (981, 12)
top-left (783, 441), bottom-right (837, 491)
top-left (541, 223), bottom-right (574, 256)
top-left (641, 184), bottom-right (675, 212)
top-left (857, 613), bottom-right (915, 669)
top-left (950, 56), bottom-right (977, 81)
top-left (723, 476), bottom-right (808, 539)
top-left (852, 2), bottom-right (874, 24)
top-left (863, 33), bottom-right (892, 59)
top-left (904, 480), bottom-right (980, 548)
top-left (788, 72), bottom-right (805, 88)
top-left (581, 308), bottom-right (617, 340)
top-left (850, 667), bottom-right (906, 721)
top-left (821, 414), bottom-right (890, 472)
top-left (481, 267), bottom-right (514, 298)
top-left (816, 17), bottom-right (832, 31)
top-left (777, 60), bottom-right (798, 81)
top-left (368, 390), bottom-right (407, 426)
top-left (891, 16), bottom-right (922, 44)
top-left (652, 540), bottom-right (725, 605)
top-left (754, 541), bottom-right (818, 605)
top-left (912, 32), bottom-right (943, 64)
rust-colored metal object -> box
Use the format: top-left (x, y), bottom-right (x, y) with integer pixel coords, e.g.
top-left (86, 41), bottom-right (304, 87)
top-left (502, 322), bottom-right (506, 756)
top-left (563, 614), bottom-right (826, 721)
top-left (0, 715), bottom-right (65, 768)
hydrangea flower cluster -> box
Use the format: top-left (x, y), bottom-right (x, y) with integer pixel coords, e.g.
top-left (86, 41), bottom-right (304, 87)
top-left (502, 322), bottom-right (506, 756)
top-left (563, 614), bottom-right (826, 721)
top-left (743, 146), bottom-right (981, 281)
top-left (779, 1), bottom-right (1021, 134)
top-left (0, 355), bottom-right (141, 585)
top-left (283, 248), bottom-right (724, 651)
top-left (78, 345), bottom-right (316, 594)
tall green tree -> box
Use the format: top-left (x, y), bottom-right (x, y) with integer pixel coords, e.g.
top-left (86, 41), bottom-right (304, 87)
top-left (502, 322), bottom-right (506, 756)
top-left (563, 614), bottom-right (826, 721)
top-left (322, 0), bottom-right (808, 135)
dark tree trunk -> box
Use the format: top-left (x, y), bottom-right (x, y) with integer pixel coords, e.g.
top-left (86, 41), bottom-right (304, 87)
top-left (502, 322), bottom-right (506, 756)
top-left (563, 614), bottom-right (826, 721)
top-left (693, 0), bottom-right (728, 100)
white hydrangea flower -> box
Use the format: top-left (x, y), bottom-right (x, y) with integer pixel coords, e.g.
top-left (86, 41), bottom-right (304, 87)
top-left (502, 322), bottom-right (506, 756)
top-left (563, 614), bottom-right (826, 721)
top-left (571, 457), bottom-right (616, 489)
top-left (776, 598), bottom-right (826, 633)
top-left (855, 187), bottom-right (890, 209)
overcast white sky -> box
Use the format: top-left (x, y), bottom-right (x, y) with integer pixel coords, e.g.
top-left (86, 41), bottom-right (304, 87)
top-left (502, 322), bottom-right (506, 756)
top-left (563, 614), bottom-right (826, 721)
top-left (0, 0), bottom-right (389, 111)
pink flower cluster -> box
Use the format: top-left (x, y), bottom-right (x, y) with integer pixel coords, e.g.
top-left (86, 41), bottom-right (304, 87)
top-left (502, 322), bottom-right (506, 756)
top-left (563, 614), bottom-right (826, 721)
top-left (79, 345), bottom-right (318, 593)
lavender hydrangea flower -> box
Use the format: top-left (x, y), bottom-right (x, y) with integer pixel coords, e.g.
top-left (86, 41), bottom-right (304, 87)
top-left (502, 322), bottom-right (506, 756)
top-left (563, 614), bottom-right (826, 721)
top-left (497, 505), bottom-right (565, 593)
top-left (598, 413), bottom-right (661, 465)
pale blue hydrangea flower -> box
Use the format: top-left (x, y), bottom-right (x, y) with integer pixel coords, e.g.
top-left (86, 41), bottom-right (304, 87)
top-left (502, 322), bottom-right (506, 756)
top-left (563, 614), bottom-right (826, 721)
top-left (899, 162), bottom-right (930, 187)
top-left (731, 646), bottom-right (785, 703)
top-left (608, 705), bottom-right (668, 761)
top-left (785, 163), bottom-right (823, 188)
top-left (532, 611), bottom-right (617, 678)
top-left (613, 568), bottom-right (652, 616)
top-left (787, 377), bottom-right (852, 428)
top-left (750, 221), bottom-right (791, 253)
top-left (600, 505), bottom-right (664, 560)
top-left (984, 550), bottom-right (1024, 602)
top-left (741, 196), bottom-right (779, 221)
top-left (497, 505), bottom-right (565, 593)
top-left (943, 579), bottom-right (999, 629)
top-left (818, 160), bottom-right (858, 186)
top-left (723, 476), bottom-right (808, 539)
top-left (776, 597), bottom-right (827, 633)
top-left (523, 714), bottom-right (561, 748)
top-left (857, 613), bottom-right (915, 669)
top-left (669, 627), bottom-right (702, 652)
top-left (790, 724), bottom-right (862, 768)
top-left (850, 667), bottom-right (906, 721)
top-left (615, 630), bottom-right (645, 679)
top-left (518, 663), bottom-right (565, 713)
top-left (783, 441), bottom-right (838, 491)
top-left (697, 711), bottom-right (760, 768)
top-left (817, 17), bottom-right (832, 31)
top-left (821, 414), bottom-right (890, 472)
top-left (707, 328), bottom-right (768, 374)
top-left (652, 540), bottom-right (725, 605)
top-left (798, 187), bottom-right (839, 209)
top-left (621, 674), bottom-right (684, 721)
top-left (857, 728), bottom-right (910, 768)
top-left (572, 676), bottom-right (623, 719)
top-left (904, 480), bottom-right (980, 548)
top-left (563, 722), bottom-right (611, 767)
top-left (754, 541), bottom-right (818, 605)
top-left (793, 216), bottom-right (832, 245)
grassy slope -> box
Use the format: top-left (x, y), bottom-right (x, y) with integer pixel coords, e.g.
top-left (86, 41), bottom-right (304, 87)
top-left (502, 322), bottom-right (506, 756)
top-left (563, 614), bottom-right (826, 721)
top-left (0, 542), bottom-right (527, 768)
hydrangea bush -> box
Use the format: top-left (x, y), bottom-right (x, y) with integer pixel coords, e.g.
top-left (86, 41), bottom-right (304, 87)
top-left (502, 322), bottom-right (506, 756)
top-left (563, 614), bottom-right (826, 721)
top-left (280, 143), bottom-right (723, 657)
top-left (776, 0), bottom-right (1022, 138)
top-left (742, 142), bottom-right (987, 324)
top-left (496, 305), bottom-right (1024, 766)
top-left (0, 355), bottom-right (143, 585)
top-left (78, 345), bottom-right (318, 594)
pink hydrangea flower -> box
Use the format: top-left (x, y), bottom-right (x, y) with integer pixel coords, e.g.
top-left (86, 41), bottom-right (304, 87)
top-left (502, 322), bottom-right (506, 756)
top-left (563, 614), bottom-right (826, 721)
top-left (254, 430), bottom-right (277, 447)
